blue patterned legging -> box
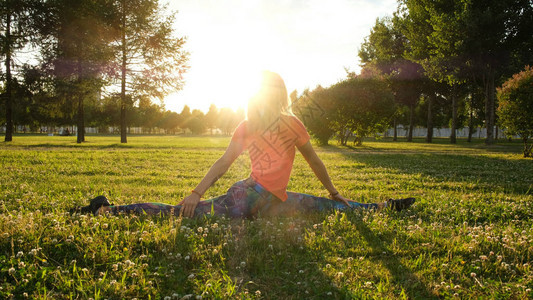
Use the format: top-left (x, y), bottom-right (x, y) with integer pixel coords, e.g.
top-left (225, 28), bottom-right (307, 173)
top-left (107, 180), bottom-right (378, 218)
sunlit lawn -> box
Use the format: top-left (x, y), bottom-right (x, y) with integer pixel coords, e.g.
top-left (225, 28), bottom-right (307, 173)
top-left (1, 135), bottom-right (532, 299)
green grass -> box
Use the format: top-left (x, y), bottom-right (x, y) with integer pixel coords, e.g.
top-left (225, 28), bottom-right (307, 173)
top-left (1, 135), bottom-right (532, 299)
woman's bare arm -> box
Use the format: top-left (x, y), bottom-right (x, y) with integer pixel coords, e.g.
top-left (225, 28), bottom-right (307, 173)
top-left (297, 141), bottom-right (350, 206)
top-left (178, 139), bottom-right (243, 217)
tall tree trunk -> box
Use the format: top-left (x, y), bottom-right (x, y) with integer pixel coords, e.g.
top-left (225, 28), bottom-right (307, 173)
top-left (393, 118), bottom-right (397, 141)
top-left (467, 97), bottom-right (474, 142)
top-left (76, 92), bottom-right (85, 143)
top-left (120, 0), bottom-right (128, 144)
top-left (4, 12), bottom-right (13, 142)
top-left (524, 137), bottom-right (532, 158)
top-left (407, 103), bottom-right (414, 142)
top-left (426, 94), bottom-right (434, 143)
top-left (341, 127), bottom-right (349, 146)
top-left (450, 90), bottom-right (457, 144)
top-left (76, 61), bottom-right (85, 143)
top-left (484, 70), bottom-right (495, 145)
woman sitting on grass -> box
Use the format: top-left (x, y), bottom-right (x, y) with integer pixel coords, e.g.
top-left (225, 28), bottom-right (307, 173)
top-left (80, 71), bottom-right (414, 217)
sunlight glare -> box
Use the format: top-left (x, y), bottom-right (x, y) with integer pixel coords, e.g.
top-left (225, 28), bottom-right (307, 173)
top-left (164, 0), bottom-right (399, 114)
top-left (213, 67), bottom-right (263, 111)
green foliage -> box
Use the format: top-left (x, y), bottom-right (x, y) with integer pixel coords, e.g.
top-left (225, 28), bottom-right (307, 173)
top-left (399, 0), bottom-right (533, 144)
top-left (359, 16), bottom-right (425, 142)
top-left (217, 107), bottom-right (244, 136)
top-left (293, 87), bottom-right (335, 145)
top-left (359, 17), bottom-right (407, 75)
top-left (204, 104), bottom-right (219, 134)
top-left (0, 136), bottom-right (532, 299)
top-left (188, 109), bottom-right (206, 135)
top-left (330, 77), bottom-right (395, 145)
top-left (110, 0), bottom-right (189, 143)
top-left (24, 0), bottom-right (188, 143)
top-left (86, 94), bottom-right (121, 131)
top-left (37, 0), bottom-right (118, 142)
top-left (158, 111), bottom-right (181, 134)
top-left (497, 66), bottom-right (533, 157)
top-left (294, 78), bottom-right (395, 146)
top-left (0, 0), bottom-right (42, 141)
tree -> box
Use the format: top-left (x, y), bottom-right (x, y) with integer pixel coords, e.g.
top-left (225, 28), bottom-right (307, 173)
top-left (188, 109), bottom-right (205, 135)
top-left (13, 65), bottom-right (64, 132)
top-left (17, 63), bottom-right (76, 130)
top-left (39, 0), bottom-right (115, 143)
top-left (204, 104), bottom-right (219, 134)
top-left (465, 84), bottom-right (485, 142)
top-left (390, 61), bottom-right (425, 142)
top-left (110, 0), bottom-right (188, 143)
top-left (330, 76), bottom-right (395, 146)
top-left (86, 94), bottom-right (120, 133)
top-left (179, 105), bottom-right (191, 133)
top-left (497, 66), bottom-right (533, 157)
top-left (1, 0), bottom-right (39, 141)
top-left (136, 96), bottom-right (161, 133)
top-left (359, 17), bottom-right (424, 142)
top-left (400, 0), bottom-right (471, 144)
top-left (400, 0), bottom-right (533, 144)
top-left (462, 0), bottom-right (533, 144)
top-left (397, 3), bottom-right (440, 142)
top-left (159, 110), bottom-right (179, 134)
top-left (217, 107), bottom-right (243, 136)
top-left (293, 87), bottom-right (334, 145)
top-left (294, 77), bottom-right (395, 146)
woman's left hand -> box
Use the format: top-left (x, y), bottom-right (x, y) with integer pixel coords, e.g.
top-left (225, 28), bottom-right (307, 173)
top-left (178, 193), bottom-right (201, 218)
top-left (330, 193), bottom-right (351, 207)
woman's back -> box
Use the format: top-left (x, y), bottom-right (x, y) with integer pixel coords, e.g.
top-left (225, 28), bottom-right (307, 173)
top-left (232, 114), bottom-right (310, 201)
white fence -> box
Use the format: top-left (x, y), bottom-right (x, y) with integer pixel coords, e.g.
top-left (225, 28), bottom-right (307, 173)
top-left (1, 125), bottom-right (517, 139)
top-left (384, 126), bottom-right (511, 139)
top-left (2, 126), bottom-right (167, 135)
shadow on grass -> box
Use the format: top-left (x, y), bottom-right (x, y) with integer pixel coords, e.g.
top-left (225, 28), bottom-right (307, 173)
top-left (329, 145), bottom-right (533, 196)
top-left (219, 212), bottom-right (438, 299)
top-left (339, 137), bottom-right (526, 155)
top-left (351, 215), bottom-right (439, 299)
top-left (220, 217), bottom-right (346, 298)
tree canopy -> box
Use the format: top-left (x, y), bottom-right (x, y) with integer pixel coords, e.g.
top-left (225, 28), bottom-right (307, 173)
top-left (294, 76), bottom-right (394, 146)
top-left (497, 66), bottom-right (533, 157)
top-left (1, 0), bottom-right (188, 143)
top-left (111, 0), bottom-right (188, 143)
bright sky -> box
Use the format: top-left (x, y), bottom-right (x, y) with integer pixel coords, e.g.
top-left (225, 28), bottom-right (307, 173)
top-left (164, 0), bottom-right (398, 113)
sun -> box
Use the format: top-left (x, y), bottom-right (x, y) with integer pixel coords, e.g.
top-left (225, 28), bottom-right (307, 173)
top-left (164, 63), bottom-right (265, 114)
top-left (209, 67), bottom-right (263, 112)
top-left (164, 18), bottom-right (292, 114)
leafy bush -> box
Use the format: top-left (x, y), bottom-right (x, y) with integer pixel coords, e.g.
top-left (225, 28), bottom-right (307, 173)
top-left (497, 66), bottom-right (533, 157)
top-left (293, 87), bottom-right (335, 145)
top-left (293, 77), bottom-right (394, 146)
top-left (330, 77), bottom-right (395, 145)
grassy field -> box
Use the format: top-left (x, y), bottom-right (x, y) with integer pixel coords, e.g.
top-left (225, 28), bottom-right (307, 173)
top-left (1, 135), bottom-right (532, 299)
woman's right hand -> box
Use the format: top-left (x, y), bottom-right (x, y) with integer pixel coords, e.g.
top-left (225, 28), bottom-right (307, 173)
top-left (330, 193), bottom-right (351, 208)
top-left (178, 193), bottom-right (201, 218)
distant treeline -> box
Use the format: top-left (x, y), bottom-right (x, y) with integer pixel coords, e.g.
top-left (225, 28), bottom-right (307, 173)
top-left (2, 101), bottom-right (245, 136)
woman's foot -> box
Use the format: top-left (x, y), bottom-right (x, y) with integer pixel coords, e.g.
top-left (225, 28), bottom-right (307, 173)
top-left (70, 196), bottom-right (113, 215)
top-left (387, 197), bottom-right (415, 211)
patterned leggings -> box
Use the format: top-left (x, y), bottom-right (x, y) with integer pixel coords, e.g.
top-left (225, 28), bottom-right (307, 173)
top-left (108, 180), bottom-right (378, 218)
